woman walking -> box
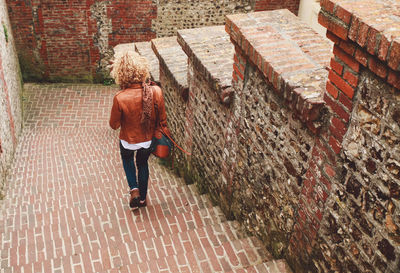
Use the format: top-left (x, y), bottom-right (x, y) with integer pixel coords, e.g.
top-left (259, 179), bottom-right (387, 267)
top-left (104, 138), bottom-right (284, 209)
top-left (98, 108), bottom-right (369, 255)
top-left (109, 51), bottom-right (168, 208)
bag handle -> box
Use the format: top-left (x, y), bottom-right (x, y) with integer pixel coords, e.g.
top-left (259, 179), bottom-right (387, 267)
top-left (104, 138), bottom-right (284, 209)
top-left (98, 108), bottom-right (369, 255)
top-left (153, 86), bottom-right (192, 156)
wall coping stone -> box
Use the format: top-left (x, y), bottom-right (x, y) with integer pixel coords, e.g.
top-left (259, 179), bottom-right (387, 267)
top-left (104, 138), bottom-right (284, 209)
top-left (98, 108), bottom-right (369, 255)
top-left (113, 43), bottom-right (135, 54)
top-left (177, 25), bottom-right (235, 105)
top-left (151, 37), bottom-right (188, 98)
top-left (226, 9), bottom-right (333, 126)
top-left (319, 0), bottom-right (400, 72)
top-left (135, 42), bottom-right (160, 83)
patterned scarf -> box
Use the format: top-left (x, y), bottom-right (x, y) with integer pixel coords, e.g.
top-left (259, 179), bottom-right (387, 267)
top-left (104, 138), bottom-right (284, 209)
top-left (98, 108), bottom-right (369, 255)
top-left (141, 82), bottom-right (153, 129)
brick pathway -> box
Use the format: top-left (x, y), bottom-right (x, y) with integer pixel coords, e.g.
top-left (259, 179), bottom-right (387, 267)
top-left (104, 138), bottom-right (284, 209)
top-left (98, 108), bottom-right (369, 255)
top-left (0, 84), bottom-right (291, 272)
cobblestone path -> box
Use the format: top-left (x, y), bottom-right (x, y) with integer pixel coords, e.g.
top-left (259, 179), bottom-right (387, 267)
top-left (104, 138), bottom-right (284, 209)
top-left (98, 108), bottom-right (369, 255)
top-left (0, 84), bottom-right (291, 272)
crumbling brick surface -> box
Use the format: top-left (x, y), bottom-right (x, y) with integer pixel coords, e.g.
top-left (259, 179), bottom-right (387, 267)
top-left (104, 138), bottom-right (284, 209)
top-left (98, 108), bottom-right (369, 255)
top-left (226, 9), bottom-right (331, 131)
top-left (151, 37), bottom-right (188, 98)
top-left (178, 25), bottom-right (234, 104)
top-left (319, 0), bottom-right (400, 87)
top-left (135, 42), bottom-right (160, 83)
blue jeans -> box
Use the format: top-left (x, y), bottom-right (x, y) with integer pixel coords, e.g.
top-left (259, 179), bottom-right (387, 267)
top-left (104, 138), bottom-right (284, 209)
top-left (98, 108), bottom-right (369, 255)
top-left (119, 141), bottom-right (151, 201)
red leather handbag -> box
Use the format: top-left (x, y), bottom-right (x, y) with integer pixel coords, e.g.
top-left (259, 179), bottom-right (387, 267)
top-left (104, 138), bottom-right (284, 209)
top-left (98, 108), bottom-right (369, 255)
top-left (150, 84), bottom-right (191, 158)
top-left (151, 126), bottom-right (173, 158)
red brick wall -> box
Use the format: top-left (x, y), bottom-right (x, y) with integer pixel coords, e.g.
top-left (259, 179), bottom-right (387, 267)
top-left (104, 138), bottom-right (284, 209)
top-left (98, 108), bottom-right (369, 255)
top-left (6, 0), bottom-right (300, 83)
top-left (254, 0), bottom-right (300, 15)
top-left (6, 0), bottom-right (156, 82)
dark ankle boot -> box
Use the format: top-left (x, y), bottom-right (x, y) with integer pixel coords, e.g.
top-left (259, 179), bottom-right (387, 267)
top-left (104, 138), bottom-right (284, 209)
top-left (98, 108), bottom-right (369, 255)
top-left (129, 188), bottom-right (140, 208)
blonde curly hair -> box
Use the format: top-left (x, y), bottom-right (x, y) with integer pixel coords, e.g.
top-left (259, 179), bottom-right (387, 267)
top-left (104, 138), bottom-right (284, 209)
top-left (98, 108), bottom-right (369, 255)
top-left (110, 50), bottom-right (150, 89)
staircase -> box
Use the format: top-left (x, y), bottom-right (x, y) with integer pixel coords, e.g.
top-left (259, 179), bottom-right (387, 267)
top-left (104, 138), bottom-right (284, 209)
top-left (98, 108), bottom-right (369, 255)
top-left (0, 83), bottom-right (292, 272)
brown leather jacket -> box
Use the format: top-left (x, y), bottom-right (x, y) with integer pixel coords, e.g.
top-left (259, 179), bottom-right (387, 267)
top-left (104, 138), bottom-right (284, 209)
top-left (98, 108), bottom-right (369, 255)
top-left (109, 83), bottom-right (168, 144)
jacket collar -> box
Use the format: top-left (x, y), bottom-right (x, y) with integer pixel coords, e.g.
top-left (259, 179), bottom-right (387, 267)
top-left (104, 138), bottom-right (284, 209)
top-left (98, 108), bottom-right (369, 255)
top-left (127, 83), bottom-right (142, 89)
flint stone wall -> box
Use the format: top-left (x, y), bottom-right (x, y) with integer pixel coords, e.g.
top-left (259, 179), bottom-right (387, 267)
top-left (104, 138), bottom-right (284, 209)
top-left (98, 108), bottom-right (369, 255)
top-left (153, 0), bottom-right (254, 38)
top-left (151, 36), bottom-right (189, 171)
top-left (226, 9), bottom-right (332, 271)
top-left (155, 1), bottom-right (400, 272)
top-left (0, 0), bottom-right (23, 194)
top-left (315, 0), bottom-right (400, 271)
top-left (177, 25), bottom-right (236, 212)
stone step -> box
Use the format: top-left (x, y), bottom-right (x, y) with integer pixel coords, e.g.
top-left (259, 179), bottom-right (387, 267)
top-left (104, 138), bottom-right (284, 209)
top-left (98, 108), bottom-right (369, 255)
top-left (110, 236), bottom-right (272, 273)
top-left (0, 160), bottom-right (201, 210)
top-left (230, 259), bottom-right (293, 273)
top-left (1, 216), bottom-right (244, 269)
top-left (0, 186), bottom-right (217, 239)
top-left (0, 200), bottom-right (228, 261)
top-left (3, 235), bottom-right (271, 272)
top-left (3, 234), bottom-right (271, 273)
top-left (0, 181), bottom-right (213, 233)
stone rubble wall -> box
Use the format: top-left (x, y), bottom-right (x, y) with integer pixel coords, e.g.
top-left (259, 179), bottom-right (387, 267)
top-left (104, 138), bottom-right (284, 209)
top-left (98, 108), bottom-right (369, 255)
top-left (5, 0), bottom-right (300, 83)
top-left (315, 0), bottom-right (400, 272)
top-left (0, 0), bottom-right (23, 195)
top-left (155, 1), bottom-right (400, 271)
top-left (177, 26), bottom-right (237, 213)
top-left (226, 10), bottom-right (332, 271)
top-left (153, 0), bottom-right (254, 38)
top-left (151, 36), bottom-right (189, 172)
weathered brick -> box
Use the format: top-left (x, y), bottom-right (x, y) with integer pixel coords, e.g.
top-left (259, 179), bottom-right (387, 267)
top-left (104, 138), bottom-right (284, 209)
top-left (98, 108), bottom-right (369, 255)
top-left (378, 35), bottom-right (390, 62)
top-left (348, 16), bottom-right (360, 41)
top-left (324, 92), bottom-right (350, 123)
top-left (333, 45), bottom-right (360, 72)
top-left (330, 117), bottom-right (348, 141)
top-left (8, 0), bottom-right (301, 82)
top-left (326, 80), bottom-right (339, 99)
top-left (318, 11), bottom-right (349, 40)
top-left (338, 91), bottom-right (353, 112)
top-left (368, 56), bottom-right (388, 79)
top-left (326, 30), bottom-right (341, 44)
top-left (354, 48), bottom-right (368, 67)
top-left (330, 58), bottom-right (344, 75)
top-left (366, 27), bottom-right (379, 56)
top-left (343, 71), bottom-right (359, 87)
top-left (388, 41), bottom-right (400, 71)
top-left (356, 21), bottom-right (369, 48)
top-left (335, 5), bottom-right (352, 25)
top-left (328, 70), bottom-right (355, 99)
top-left (387, 70), bottom-right (400, 90)
top-left (339, 39), bottom-right (356, 56)
top-left (320, 0), bottom-right (335, 14)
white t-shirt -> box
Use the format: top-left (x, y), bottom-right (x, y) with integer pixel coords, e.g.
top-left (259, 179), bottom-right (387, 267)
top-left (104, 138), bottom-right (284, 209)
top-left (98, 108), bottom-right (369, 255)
top-left (120, 139), bottom-right (152, 150)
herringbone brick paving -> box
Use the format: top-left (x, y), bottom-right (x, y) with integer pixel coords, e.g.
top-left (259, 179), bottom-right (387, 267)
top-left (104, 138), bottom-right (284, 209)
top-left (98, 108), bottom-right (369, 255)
top-left (0, 83), bottom-right (292, 273)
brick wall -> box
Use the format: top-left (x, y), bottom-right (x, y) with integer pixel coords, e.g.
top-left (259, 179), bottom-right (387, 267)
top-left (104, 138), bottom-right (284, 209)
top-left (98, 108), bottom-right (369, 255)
top-left (6, 0), bottom-right (157, 82)
top-left (0, 0), bottom-right (23, 194)
top-left (5, 0), bottom-right (300, 83)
